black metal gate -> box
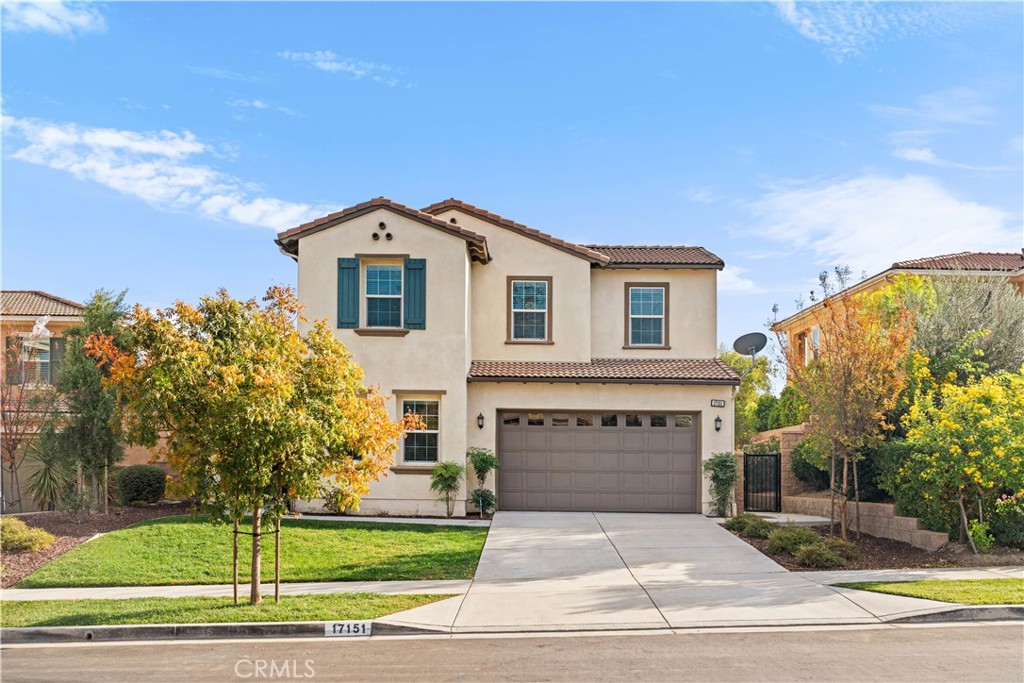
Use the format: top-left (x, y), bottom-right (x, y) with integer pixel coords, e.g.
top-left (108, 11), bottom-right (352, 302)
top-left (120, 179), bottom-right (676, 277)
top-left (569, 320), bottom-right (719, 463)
top-left (743, 453), bottom-right (781, 513)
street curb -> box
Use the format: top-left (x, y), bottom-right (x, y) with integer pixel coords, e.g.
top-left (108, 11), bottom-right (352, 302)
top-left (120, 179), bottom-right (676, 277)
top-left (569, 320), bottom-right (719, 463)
top-left (0, 619), bottom-right (445, 644)
top-left (2, 606), bottom-right (1020, 643)
top-left (887, 605), bottom-right (1024, 624)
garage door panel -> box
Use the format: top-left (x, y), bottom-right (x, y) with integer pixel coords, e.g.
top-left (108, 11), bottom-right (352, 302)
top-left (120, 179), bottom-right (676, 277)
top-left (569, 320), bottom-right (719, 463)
top-left (499, 410), bottom-right (699, 513)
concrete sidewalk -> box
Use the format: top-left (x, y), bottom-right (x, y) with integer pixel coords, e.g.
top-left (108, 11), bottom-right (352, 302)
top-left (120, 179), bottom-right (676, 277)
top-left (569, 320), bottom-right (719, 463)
top-left (380, 512), bottom-right (1008, 634)
top-left (1, 580), bottom-right (471, 602)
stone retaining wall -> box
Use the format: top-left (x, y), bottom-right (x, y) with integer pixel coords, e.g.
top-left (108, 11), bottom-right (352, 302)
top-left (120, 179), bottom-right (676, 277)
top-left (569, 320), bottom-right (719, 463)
top-left (783, 495), bottom-right (949, 552)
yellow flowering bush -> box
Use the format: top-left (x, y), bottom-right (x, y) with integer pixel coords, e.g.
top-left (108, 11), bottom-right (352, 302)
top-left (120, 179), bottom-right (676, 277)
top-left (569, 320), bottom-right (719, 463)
top-left (898, 370), bottom-right (1024, 539)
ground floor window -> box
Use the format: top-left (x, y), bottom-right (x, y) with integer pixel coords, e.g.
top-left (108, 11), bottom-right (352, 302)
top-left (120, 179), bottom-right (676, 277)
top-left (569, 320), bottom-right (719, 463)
top-left (402, 399), bottom-right (439, 462)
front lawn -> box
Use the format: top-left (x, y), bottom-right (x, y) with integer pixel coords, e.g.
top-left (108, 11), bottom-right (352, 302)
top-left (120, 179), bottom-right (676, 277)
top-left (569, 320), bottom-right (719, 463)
top-left (17, 516), bottom-right (487, 588)
top-left (837, 578), bottom-right (1024, 605)
top-left (0, 593), bottom-right (448, 627)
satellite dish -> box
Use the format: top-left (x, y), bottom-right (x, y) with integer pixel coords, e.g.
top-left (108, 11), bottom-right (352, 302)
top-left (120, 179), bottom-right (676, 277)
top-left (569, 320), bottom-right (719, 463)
top-left (733, 332), bottom-right (767, 357)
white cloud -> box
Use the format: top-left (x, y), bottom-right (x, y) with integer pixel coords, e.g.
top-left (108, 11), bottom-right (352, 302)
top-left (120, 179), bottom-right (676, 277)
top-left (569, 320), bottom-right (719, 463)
top-left (2, 0), bottom-right (105, 37)
top-left (227, 98), bottom-right (301, 117)
top-left (718, 266), bottom-right (763, 295)
top-left (278, 50), bottom-right (401, 86)
top-left (3, 114), bottom-right (335, 230)
top-left (870, 87), bottom-right (996, 126)
top-left (891, 146), bottom-right (1010, 172)
top-left (748, 174), bottom-right (1021, 275)
top-left (773, 2), bottom-right (1014, 60)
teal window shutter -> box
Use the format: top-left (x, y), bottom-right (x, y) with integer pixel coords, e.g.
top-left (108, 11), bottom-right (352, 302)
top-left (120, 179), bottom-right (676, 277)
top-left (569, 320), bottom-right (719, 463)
top-left (337, 258), bottom-right (360, 328)
top-left (49, 337), bottom-right (66, 385)
top-left (403, 258), bottom-right (426, 330)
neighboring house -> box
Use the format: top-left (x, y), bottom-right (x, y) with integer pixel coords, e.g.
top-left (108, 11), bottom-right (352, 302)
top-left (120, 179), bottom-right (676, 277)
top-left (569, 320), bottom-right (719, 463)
top-left (773, 251), bottom-right (1024, 368)
top-left (276, 197), bottom-right (739, 517)
top-left (0, 290), bottom-right (158, 512)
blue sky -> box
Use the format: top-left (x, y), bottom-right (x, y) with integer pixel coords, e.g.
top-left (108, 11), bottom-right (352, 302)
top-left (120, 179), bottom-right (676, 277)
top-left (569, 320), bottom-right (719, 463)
top-left (3, 1), bottom-right (1022, 361)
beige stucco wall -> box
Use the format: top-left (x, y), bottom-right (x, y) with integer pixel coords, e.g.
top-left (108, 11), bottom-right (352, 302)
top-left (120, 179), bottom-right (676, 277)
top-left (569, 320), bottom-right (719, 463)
top-left (590, 269), bottom-right (718, 359)
top-left (466, 381), bottom-right (735, 516)
top-left (432, 208), bottom-right (593, 363)
top-left (293, 207), bottom-right (473, 517)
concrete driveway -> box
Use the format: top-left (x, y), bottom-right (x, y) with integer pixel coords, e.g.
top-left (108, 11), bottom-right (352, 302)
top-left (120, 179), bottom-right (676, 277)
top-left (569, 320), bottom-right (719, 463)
top-left (383, 511), bottom-right (959, 633)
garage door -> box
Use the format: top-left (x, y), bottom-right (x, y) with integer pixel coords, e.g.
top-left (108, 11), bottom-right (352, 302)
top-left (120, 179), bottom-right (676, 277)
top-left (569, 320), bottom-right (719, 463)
top-left (497, 411), bottom-right (700, 513)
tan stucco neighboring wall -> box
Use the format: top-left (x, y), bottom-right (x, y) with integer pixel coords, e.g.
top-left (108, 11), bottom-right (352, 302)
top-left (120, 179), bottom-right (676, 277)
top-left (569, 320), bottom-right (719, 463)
top-left (590, 269), bottom-right (718, 359)
top-left (467, 381), bottom-right (735, 516)
top-left (293, 207), bottom-right (473, 518)
top-left (431, 208), bottom-right (593, 363)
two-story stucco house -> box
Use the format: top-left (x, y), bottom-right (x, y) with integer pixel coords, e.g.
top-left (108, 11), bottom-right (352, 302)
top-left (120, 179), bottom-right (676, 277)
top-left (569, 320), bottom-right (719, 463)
top-left (276, 197), bottom-right (739, 517)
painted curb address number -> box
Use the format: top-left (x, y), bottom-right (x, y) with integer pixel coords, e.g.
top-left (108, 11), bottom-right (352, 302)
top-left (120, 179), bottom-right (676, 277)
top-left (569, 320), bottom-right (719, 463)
top-left (325, 621), bottom-right (372, 637)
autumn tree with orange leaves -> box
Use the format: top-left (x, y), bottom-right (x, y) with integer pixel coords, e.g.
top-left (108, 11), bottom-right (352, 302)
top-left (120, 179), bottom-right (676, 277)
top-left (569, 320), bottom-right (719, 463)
top-left (89, 287), bottom-right (413, 605)
top-left (775, 269), bottom-right (916, 541)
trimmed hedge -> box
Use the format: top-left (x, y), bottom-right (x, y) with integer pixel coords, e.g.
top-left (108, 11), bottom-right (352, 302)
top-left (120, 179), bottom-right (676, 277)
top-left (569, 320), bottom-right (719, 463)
top-left (116, 465), bottom-right (166, 504)
top-left (0, 517), bottom-right (55, 553)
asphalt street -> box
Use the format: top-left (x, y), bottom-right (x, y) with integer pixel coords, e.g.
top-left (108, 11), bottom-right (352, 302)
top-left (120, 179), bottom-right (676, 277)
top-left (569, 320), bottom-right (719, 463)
top-left (2, 623), bottom-right (1022, 683)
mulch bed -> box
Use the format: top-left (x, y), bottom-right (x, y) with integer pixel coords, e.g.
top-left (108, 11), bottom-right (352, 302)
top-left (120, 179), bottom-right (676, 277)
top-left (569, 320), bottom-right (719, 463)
top-left (1, 502), bottom-right (188, 588)
top-left (739, 524), bottom-right (1024, 571)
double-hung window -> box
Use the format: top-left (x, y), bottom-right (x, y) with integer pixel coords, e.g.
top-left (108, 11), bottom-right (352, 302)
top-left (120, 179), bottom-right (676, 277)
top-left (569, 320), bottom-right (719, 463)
top-left (365, 265), bottom-right (403, 328)
top-left (509, 278), bottom-right (550, 342)
top-left (627, 285), bottom-right (667, 347)
top-left (402, 399), bottom-right (440, 463)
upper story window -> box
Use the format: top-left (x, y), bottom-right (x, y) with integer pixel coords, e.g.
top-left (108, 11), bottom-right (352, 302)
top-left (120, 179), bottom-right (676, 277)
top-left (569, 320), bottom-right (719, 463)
top-left (402, 399), bottom-right (440, 463)
top-left (508, 277), bottom-right (551, 343)
top-left (366, 264), bottom-right (403, 328)
top-left (626, 284), bottom-right (668, 347)
top-left (337, 257), bottom-right (425, 333)
top-left (810, 326), bottom-right (820, 363)
top-left (4, 336), bottom-right (63, 385)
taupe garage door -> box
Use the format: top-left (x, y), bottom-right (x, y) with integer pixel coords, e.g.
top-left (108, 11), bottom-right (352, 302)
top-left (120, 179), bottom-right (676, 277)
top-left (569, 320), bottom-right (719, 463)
top-left (497, 411), bottom-right (700, 513)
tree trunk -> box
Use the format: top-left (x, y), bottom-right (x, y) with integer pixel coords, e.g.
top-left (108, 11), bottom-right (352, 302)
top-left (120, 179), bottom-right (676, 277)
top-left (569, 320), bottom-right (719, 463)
top-left (250, 507), bottom-right (262, 605)
top-left (958, 495), bottom-right (978, 555)
top-left (829, 454), bottom-right (836, 536)
top-left (839, 456), bottom-right (850, 542)
top-left (91, 473), bottom-right (99, 514)
top-left (853, 457), bottom-right (861, 540)
top-left (103, 464), bottom-right (109, 515)
top-left (274, 516), bottom-right (281, 604)
top-left (232, 520), bottom-right (239, 606)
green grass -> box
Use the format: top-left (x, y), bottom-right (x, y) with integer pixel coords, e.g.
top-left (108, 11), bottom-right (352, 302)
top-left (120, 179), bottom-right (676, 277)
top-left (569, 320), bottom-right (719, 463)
top-left (0, 593), bottom-right (449, 627)
top-left (837, 578), bottom-right (1024, 605)
top-left (17, 516), bottom-right (487, 588)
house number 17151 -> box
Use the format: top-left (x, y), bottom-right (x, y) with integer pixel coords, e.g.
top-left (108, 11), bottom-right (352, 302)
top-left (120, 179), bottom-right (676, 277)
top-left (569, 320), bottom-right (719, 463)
top-left (325, 621), bottom-right (372, 637)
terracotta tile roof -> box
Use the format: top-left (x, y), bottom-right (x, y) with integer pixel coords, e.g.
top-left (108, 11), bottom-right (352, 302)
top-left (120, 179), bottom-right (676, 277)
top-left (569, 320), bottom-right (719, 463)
top-left (276, 197), bottom-right (491, 263)
top-left (468, 358), bottom-right (740, 385)
top-left (892, 251), bottom-right (1024, 272)
top-left (1, 291), bottom-right (85, 317)
top-left (422, 198), bottom-right (611, 265)
top-left (585, 245), bottom-right (725, 269)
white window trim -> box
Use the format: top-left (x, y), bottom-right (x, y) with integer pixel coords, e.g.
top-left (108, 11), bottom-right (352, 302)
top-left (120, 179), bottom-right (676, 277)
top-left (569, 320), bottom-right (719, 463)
top-left (510, 279), bottom-right (549, 342)
top-left (364, 263), bottom-right (403, 329)
top-left (628, 286), bottom-right (666, 347)
top-left (400, 397), bottom-right (441, 464)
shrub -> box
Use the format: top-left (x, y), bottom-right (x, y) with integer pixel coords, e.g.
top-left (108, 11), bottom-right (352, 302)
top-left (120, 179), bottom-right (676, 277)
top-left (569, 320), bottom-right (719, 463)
top-left (794, 541), bottom-right (846, 568)
top-left (702, 452), bottom-right (739, 517)
top-left (116, 465), bottom-right (167, 504)
top-left (0, 517), bottom-right (55, 553)
top-left (58, 489), bottom-right (93, 523)
top-left (765, 526), bottom-right (820, 555)
top-left (772, 385), bottom-right (809, 429)
top-left (821, 536), bottom-right (860, 561)
top-left (723, 512), bottom-right (761, 533)
top-left (753, 394), bottom-right (779, 433)
top-left (790, 439), bottom-right (829, 490)
top-left (990, 492), bottom-right (1024, 549)
top-left (969, 520), bottom-right (995, 553)
top-left (470, 488), bottom-right (497, 517)
top-left (430, 462), bottom-right (465, 518)
top-left (744, 436), bottom-right (781, 455)
top-left (467, 448), bottom-right (499, 487)
top-left (743, 518), bottom-right (778, 539)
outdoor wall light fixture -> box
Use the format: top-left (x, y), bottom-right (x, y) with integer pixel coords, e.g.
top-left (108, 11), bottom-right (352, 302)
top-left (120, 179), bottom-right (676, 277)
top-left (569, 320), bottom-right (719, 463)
top-left (477, 413), bottom-right (485, 429)
top-left (714, 415), bottom-right (722, 432)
